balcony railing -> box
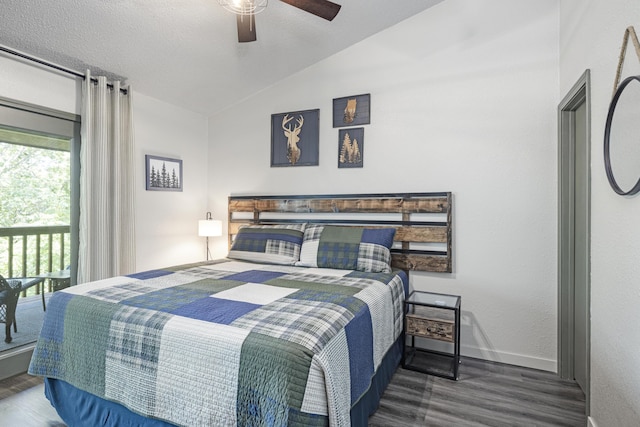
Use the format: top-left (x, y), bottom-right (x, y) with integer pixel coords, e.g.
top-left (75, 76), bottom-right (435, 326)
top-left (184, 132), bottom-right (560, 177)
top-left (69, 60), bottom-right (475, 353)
top-left (0, 225), bottom-right (70, 297)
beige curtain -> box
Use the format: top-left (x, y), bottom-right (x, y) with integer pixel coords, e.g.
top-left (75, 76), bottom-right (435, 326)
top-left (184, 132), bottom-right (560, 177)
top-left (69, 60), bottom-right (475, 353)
top-left (78, 71), bottom-right (135, 283)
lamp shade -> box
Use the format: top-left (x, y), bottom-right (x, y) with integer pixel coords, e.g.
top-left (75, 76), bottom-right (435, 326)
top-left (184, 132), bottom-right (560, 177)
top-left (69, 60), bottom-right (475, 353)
top-left (198, 219), bottom-right (222, 237)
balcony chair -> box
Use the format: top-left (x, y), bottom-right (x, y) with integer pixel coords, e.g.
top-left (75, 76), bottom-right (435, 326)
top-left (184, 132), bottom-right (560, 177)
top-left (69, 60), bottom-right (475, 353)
top-left (0, 275), bottom-right (22, 343)
top-left (0, 275), bottom-right (47, 343)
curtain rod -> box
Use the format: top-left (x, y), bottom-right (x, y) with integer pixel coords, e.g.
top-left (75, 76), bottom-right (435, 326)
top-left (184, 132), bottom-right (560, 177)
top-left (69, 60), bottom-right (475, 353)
top-left (0, 44), bottom-right (128, 95)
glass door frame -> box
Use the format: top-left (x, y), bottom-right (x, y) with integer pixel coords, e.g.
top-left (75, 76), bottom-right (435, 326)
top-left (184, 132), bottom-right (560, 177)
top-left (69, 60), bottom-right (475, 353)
top-left (0, 96), bottom-right (80, 379)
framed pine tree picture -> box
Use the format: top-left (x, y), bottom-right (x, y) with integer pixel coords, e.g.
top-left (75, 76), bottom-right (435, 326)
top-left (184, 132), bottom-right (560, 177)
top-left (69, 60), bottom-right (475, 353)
top-left (338, 127), bottom-right (364, 168)
top-left (145, 155), bottom-right (183, 191)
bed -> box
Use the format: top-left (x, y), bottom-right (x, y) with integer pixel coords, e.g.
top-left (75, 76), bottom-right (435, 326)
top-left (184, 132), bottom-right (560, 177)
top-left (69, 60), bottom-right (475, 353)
top-left (28, 192), bottom-right (453, 426)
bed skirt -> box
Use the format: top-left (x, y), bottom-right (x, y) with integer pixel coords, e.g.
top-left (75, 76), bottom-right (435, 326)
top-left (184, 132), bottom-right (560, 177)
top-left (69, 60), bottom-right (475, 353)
top-left (44, 336), bottom-right (402, 427)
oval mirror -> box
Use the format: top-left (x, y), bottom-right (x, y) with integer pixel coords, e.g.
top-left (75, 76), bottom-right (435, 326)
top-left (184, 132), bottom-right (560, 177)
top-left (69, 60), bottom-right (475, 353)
top-left (604, 75), bottom-right (640, 195)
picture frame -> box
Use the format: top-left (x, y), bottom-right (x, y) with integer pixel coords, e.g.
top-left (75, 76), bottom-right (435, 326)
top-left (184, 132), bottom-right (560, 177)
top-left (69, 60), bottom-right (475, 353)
top-left (338, 127), bottom-right (364, 168)
top-left (145, 155), bottom-right (183, 191)
top-left (333, 93), bottom-right (370, 127)
top-left (271, 108), bottom-right (320, 167)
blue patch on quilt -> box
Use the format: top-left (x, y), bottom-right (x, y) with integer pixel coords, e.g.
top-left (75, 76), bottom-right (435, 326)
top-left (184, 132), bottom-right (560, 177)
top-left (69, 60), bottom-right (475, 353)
top-left (223, 270), bottom-right (285, 283)
top-left (171, 297), bottom-right (260, 324)
top-left (40, 292), bottom-right (75, 343)
top-left (126, 269), bottom-right (173, 280)
top-left (344, 304), bottom-right (374, 404)
top-left (361, 228), bottom-right (395, 248)
top-left (28, 292), bottom-right (75, 377)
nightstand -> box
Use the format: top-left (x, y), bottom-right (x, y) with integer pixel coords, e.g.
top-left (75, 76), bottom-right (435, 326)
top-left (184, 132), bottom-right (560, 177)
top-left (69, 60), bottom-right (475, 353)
top-left (403, 290), bottom-right (461, 380)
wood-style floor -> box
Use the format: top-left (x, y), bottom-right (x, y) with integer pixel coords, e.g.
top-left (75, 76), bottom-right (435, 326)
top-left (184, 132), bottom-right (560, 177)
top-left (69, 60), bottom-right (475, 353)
top-left (369, 357), bottom-right (586, 426)
top-left (0, 357), bottom-right (585, 426)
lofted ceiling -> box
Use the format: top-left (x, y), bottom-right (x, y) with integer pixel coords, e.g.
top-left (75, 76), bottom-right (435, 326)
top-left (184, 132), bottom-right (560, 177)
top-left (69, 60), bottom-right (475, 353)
top-left (0, 0), bottom-right (443, 116)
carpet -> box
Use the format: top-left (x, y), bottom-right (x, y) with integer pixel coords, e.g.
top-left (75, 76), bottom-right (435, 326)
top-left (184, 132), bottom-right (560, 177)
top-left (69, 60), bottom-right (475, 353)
top-left (1, 294), bottom-right (49, 351)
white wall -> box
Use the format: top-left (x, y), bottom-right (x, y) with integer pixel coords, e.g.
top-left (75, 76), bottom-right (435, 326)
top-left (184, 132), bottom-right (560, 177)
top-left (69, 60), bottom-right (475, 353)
top-left (561, 0), bottom-right (640, 425)
top-left (0, 54), bottom-right (209, 273)
top-left (134, 93), bottom-right (209, 271)
top-left (208, 0), bottom-right (560, 371)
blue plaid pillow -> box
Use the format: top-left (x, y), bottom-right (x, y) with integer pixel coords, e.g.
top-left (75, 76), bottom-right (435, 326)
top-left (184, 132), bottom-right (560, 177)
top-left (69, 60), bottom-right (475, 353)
top-left (296, 225), bottom-right (395, 273)
top-left (228, 224), bottom-right (306, 265)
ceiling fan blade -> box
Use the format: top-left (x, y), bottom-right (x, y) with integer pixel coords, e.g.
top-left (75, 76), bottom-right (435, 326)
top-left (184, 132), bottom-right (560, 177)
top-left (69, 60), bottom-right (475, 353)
top-left (237, 14), bottom-right (257, 43)
top-left (279, 0), bottom-right (341, 21)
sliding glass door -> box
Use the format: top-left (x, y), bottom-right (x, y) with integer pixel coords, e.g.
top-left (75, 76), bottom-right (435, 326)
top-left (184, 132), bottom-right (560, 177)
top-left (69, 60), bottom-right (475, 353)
top-left (0, 97), bottom-right (80, 378)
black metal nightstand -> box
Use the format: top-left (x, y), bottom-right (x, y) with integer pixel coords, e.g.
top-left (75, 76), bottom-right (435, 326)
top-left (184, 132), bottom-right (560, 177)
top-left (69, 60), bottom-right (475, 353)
top-left (403, 290), bottom-right (461, 380)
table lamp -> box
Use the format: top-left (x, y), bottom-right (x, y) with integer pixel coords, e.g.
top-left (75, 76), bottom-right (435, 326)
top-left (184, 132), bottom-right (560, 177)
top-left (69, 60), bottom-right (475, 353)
top-left (198, 212), bottom-right (222, 260)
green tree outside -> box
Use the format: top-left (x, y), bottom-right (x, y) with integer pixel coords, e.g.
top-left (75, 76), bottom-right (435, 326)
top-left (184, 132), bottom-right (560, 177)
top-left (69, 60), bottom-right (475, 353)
top-left (0, 141), bottom-right (70, 291)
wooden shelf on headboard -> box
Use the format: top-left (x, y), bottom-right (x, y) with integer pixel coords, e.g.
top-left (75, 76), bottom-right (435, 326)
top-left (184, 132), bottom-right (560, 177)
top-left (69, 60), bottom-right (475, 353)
top-left (228, 192), bottom-right (453, 273)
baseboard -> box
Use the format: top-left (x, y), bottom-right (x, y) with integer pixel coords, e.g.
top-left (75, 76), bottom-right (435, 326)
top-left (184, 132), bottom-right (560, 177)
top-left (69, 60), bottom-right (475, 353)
top-left (0, 344), bottom-right (34, 380)
top-left (587, 416), bottom-right (597, 427)
top-left (461, 345), bottom-right (557, 372)
top-left (408, 338), bottom-right (557, 372)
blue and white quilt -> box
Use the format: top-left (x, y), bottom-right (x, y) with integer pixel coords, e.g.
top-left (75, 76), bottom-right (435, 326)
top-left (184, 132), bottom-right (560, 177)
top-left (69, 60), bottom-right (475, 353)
top-left (29, 259), bottom-right (407, 426)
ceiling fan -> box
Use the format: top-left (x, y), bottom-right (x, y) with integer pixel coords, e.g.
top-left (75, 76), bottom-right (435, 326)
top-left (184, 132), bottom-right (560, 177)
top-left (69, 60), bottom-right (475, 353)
top-left (219, 0), bottom-right (342, 43)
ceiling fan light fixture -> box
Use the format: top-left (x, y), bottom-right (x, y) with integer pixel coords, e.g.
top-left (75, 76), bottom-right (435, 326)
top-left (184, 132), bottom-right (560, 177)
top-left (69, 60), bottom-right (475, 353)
top-left (219, 0), bottom-right (268, 15)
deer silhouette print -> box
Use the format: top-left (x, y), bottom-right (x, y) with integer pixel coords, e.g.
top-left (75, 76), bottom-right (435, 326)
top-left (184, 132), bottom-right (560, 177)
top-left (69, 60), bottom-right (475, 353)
top-left (282, 114), bottom-right (304, 165)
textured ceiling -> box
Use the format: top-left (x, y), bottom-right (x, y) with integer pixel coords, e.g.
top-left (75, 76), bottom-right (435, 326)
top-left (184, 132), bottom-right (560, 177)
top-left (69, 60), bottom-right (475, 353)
top-left (0, 0), bottom-right (443, 115)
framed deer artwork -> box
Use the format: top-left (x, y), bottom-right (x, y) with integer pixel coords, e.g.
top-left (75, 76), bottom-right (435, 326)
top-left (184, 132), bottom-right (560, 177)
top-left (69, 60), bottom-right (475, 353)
top-left (333, 94), bottom-right (370, 128)
top-left (271, 109), bottom-right (320, 167)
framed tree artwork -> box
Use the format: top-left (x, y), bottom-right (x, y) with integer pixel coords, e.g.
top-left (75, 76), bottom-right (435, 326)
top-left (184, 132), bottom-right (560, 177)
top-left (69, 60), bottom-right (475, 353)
top-left (333, 93), bottom-right (370, 127)
top-left (338, 127), bottom-right (364, 168)
top-left (271, 109), bottom-right (320, 167)
top-left (145, 155), bottom-right (183, 191)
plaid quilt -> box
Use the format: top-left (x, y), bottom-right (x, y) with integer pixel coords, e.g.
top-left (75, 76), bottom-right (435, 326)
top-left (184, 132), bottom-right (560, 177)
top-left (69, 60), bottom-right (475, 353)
top-left (28, 259), bottom-right (406, 427)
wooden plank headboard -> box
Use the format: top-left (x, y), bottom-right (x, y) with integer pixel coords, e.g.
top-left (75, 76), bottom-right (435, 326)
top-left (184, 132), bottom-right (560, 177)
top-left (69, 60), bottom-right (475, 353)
top-left (228, 192), bottom-right (453, 273)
